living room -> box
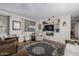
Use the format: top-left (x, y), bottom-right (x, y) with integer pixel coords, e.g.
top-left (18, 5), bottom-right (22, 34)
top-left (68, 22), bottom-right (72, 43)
top-left (0, 3), bottom-right (79, 56)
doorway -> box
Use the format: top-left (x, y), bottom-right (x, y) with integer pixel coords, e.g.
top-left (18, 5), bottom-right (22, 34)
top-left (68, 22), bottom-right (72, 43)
top-left (71, 17), bottom-right (79, 40)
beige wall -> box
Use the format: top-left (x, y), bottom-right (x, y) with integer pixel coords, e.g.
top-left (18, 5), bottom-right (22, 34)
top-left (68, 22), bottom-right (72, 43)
top-left (9, 16), bottom-right (36, 42)
top-left (36, 15), bottom-right (71, 44)
top-left (0, 9), bottom-right (71, 43)
top-left (0, 10), bottom-right (36, 42)
top-left (74, 22), bottom-right (79, 39)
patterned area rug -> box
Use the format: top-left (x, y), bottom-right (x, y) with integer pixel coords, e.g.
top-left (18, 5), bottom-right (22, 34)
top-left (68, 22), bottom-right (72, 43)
top-left (25, 41), bottom-right (65, 56)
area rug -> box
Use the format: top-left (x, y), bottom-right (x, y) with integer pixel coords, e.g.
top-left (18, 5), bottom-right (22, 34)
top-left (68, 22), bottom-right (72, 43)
top-left (25, 41), bottom-right (65, 56)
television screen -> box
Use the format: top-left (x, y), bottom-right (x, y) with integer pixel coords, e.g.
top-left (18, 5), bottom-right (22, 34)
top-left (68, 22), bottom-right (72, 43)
top-left (43, 25), bottom-right (54, 31)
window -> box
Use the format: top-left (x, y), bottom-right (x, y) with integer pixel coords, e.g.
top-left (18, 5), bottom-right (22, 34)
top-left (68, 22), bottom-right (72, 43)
top-left (24, 20), bottom-right (35, 32)
top-left (0, 15), bottom-right (9, 35)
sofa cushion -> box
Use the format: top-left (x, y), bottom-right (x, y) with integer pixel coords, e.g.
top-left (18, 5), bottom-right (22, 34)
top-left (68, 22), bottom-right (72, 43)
top-left (0, 44), bottom-right (17, 55)
top-left (0, 39), bottom-right (16, 45)
top-left (0, 40), bottom-right (6, 45)
top-left (4, 37), bottom-right (18, 40)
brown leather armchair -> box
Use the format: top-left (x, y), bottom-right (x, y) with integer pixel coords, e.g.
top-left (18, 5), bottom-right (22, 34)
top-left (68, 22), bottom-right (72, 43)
top-left (0, 37), bottom-right (18, 56)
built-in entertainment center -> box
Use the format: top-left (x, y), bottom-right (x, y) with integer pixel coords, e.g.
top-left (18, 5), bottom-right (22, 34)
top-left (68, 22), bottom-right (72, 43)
top-left (42, 18), bottom-right (60, 36)
top-left (43, 24), bottom-right (54, 36)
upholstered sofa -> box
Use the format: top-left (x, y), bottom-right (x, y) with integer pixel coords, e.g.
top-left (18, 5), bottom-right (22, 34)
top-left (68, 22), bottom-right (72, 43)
top-left (0, 37), bottom-right (18, 56)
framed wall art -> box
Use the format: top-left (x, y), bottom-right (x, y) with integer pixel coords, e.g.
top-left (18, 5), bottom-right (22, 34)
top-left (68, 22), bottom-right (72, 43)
top-left (12, 21), bottom-right (21, 30)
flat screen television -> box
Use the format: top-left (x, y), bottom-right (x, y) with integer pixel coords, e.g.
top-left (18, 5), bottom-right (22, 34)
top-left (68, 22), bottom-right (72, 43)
top-left (43, 25), bottom-right (54, 31)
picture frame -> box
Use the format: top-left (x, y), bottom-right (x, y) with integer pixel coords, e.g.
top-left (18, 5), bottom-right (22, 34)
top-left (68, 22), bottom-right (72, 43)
top-left (12, 21), bottom-right (21, 30)
top-left (63, 21), bottom-right (66, 26)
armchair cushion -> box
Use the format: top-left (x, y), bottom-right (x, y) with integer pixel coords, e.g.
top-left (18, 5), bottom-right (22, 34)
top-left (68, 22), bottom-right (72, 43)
top-left (0, 37), bottom-right (18, 56)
